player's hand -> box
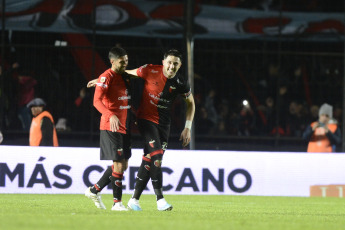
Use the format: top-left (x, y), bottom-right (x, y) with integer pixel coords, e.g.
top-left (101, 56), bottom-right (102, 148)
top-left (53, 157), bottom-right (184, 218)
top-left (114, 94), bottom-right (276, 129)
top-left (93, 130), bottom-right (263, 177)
top-left (179, 128), bottom-right (191, 147)
top-left (87, 79), bottom-right (98, 88)
top-left (109, 115), bottom-right (121, 132)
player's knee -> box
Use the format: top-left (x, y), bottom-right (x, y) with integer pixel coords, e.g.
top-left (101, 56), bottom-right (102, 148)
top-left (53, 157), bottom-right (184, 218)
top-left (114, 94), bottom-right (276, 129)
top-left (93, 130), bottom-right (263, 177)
top-left (113, 159), bottom-right (128, 173)
top-left (151, 154), bottom-right (163, 168)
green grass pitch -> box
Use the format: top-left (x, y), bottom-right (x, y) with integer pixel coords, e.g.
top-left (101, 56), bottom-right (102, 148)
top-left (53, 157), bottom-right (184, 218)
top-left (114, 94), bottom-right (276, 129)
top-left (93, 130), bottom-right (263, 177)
top-left (1, 194), bottom-right (345, 230)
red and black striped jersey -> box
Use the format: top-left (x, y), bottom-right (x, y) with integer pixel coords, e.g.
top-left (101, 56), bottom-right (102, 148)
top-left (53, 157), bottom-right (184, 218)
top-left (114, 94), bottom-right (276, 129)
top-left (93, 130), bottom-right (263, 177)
top-left (93, 68), bottom-right (131, 134)
top-left (136, 64), bottom-right (191, 125)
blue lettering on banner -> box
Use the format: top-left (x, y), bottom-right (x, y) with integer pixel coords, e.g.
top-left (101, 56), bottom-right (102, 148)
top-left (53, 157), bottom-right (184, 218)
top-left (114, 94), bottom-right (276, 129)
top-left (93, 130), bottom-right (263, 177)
top-left (202, 169), bottom-right (224, 192)
top-left (128, 166), bottom-right (149, 191)
top-left (128, 166), bottom-right (173, 191)
top-left (53, 165), bottom-right (72, 189)
top-left (0, 162), bottom-right (73, 189)
top-left (0, 159), bottom-right (252, 193)
top-left (227, 169), bottom-right (252, 193)
top-left (0, 163), bottom-right (25, 187)
top-left (162, 167), bottom-right (173, 191)
top-left (176, 168), bottom-right (200, 192)
top-left (129, 166), bottom-right (139, 190)
top-left (27, 163), bottom-right (51, 188)
top-left (83, 165), bottom-right (104, 187)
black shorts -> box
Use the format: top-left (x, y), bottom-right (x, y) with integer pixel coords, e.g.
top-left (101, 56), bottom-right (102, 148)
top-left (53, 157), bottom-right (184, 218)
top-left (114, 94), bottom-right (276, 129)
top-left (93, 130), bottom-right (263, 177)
top-left (137, 119), bottom-right (170, 156)
top-left (99, 130), bottom-right (132, 160)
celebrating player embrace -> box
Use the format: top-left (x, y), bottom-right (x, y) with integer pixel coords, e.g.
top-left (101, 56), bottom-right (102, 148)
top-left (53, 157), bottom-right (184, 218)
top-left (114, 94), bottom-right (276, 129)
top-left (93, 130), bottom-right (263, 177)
top-left (87, 49), bottom-right (195, 211)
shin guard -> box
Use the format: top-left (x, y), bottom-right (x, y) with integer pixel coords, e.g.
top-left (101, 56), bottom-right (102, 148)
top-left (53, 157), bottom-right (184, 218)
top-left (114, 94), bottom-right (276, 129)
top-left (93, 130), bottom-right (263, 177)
top-left (111, 171), bottom-right (123, 203)
top-left (150, 154), bottom-right (163, 200)
top-left (132, 156), bottom-right (151, 200)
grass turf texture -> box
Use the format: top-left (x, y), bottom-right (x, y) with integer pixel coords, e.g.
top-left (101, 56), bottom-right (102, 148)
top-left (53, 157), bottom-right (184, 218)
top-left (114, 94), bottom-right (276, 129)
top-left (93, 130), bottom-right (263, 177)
top-left (1, 194), bottom-right (345, 230)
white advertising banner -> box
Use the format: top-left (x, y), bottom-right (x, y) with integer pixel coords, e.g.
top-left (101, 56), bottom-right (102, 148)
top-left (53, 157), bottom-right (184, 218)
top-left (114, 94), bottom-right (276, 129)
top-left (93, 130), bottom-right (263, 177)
top-left (1, 146), bottom-right (345, 196)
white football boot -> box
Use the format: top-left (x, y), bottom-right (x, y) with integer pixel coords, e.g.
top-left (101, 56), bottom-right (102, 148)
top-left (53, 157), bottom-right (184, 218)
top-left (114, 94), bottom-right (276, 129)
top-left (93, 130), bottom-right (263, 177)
top-left (84, 187), bottom-right (106, 209)
top-left (111, 202), bottom-right (129, 211)
top-left (157, 198), bottom-right (173, 211)
top-left (127, 198), bottom-right (142, 211)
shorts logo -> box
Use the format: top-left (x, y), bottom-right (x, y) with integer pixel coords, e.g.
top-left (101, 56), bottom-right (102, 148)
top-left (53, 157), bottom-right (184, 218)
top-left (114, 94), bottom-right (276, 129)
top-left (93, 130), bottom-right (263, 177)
top-left (100, 76), bottom-right (106, 83)
top-left (117, 148), bottom-right (123, 156)
top-left (162, 142), bottom-right (168, 151)
top-left (144, 165), bottom-right (151, 171)
top-left (149, 139), bottom-right (155, 148)
top-left (115, 180), bottom-right (122, 187)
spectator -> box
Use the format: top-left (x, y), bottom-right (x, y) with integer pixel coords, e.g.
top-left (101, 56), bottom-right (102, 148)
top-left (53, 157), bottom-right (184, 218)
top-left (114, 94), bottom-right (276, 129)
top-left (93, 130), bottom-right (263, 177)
top-left (0, 60), bottom-right (20, 130)
top-left (204, 89), bottom-right (218, 128)
top-left (227, 110), bottom-right (240, 135)
top-left (28, 98), bottom-right (59, 146)
top-left (286, 101), bottom-right (306, 137)
top-left (263, 96), bottom-right (275, 135)
top-left (302, 103), bottom-right (341, 152)
top-left (17, 69), bottom-right (37, 131)
top-left (195, 106), bottom-right (215, 135)
top-left (212, 99), bottom-right (230, 135)
top-left (308, 104), bottom-right (319, 123)
top-left (72, 87), bottom-right (92, 131)
top-left (238, 100), bottom-right (255, 136)
top-left (332, 105), bottom-right (342, 127)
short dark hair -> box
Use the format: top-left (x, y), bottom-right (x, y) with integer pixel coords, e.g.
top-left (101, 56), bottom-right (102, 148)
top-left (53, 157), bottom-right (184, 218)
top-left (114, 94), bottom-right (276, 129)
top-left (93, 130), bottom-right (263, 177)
top-left (108, 47), bottom-right (127, 60)
top-left (164, 49), bottom-right (182, 61)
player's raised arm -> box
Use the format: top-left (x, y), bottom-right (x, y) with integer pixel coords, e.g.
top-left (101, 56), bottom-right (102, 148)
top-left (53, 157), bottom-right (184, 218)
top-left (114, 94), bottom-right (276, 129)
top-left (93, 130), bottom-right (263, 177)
top-left (87, 69), bottom-right (139, 88)
top-left (87, 79), bottom-right (98, 88)
top-left (125, 68), bottom-right (139, 77)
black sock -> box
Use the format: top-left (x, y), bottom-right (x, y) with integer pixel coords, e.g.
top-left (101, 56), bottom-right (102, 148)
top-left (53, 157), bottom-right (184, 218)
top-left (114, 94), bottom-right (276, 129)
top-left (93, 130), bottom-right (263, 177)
top-left (132, 156), bottom-right (151, 200)
top-left (90, 165), bottom-right (112, 194)
top-left (150, 154), bottom-right (163, 201)
top-left (111, 171), bottom-right (123, 203)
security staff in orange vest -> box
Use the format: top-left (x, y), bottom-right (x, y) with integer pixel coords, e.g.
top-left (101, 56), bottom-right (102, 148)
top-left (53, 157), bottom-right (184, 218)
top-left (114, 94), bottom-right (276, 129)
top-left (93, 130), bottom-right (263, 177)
top-left (302, 103), bottom-right (341, 153)
top-left (27, 98), bottom-right (58, 146)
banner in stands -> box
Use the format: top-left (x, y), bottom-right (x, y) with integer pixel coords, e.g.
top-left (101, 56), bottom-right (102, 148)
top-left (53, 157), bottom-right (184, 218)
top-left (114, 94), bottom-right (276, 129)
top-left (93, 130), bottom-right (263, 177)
top-left (1, 146), bottom-right (345, 196)
top-left (1, 0), bottom-right (344, 39)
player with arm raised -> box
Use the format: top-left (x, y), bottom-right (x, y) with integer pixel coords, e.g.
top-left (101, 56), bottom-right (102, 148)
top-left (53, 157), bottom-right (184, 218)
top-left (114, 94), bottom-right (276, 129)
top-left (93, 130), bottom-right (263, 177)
top-left (84, 47), bottom-right (132, 211)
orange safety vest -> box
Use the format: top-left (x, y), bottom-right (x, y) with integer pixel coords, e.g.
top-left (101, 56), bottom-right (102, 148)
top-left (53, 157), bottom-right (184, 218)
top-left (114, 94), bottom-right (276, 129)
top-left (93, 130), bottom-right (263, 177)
top-left (307, 122), bottom-right (337, 153)
top-left (29, 111), bottom-right (59, 146)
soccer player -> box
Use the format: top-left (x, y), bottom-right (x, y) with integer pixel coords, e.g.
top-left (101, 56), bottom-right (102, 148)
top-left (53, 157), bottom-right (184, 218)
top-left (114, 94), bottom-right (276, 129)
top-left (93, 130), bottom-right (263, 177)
top-left (88, 49), bottom-right (195, 211)
top-left (84, 47), bottom-right (132, 211)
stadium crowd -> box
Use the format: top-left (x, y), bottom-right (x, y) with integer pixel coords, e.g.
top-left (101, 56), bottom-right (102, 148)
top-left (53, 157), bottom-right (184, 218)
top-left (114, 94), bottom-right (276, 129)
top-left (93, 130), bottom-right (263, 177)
top-left (1, 44), bottom-right (343, 141)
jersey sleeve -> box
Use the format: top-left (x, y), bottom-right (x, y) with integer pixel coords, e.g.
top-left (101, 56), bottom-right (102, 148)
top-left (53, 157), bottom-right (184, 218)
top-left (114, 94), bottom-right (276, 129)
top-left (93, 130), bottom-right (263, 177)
top-left (179, 78), bottom-right (192, 99)
top-left (93, 74), bottom-right (115, 121)
top-left (136, 64), bottom-right (149, 79)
